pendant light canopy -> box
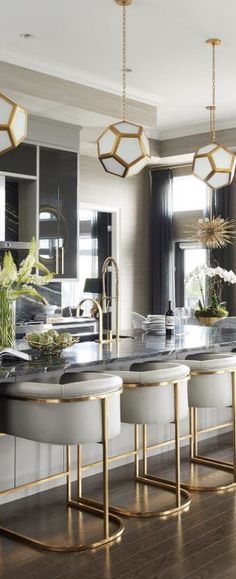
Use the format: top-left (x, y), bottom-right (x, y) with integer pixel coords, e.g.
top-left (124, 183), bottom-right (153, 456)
top-left (0, 93), bottom-right (27, 155)
top-left (193, 39), bottom-right (236, 190)
top-left (97, 0), bottom-right (150, 178)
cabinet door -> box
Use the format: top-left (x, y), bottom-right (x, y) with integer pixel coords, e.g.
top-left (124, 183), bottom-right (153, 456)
top-left (57, 149), bottom-right (77, 279)
top-left (39, 147), bottom-right (77, 279)
top-left (0, 143), bottom-right (36, 176)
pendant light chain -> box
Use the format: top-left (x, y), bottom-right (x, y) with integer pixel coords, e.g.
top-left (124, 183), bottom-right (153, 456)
top-left (122, 4), bottom-right (127, 120)
top-left (212, 41), bottom-right (216, 142)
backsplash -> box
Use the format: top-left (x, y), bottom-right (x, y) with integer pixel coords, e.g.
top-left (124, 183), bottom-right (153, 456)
top-left (16, 283), bottom-right (62, 322)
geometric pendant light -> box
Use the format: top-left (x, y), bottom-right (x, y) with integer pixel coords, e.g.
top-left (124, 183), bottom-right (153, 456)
top-left (0, 92), bottom-right (27, 155)
top-left (97, 0), bottom-right (150, 178)
top-left (193, 39), bottom-right (236, 190)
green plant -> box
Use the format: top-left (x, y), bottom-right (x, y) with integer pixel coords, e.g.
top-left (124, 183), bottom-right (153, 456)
top-left (0, 237), bottom-right (54, 303)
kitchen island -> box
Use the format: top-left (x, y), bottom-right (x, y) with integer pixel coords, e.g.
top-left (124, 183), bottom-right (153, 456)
top-left (0, 324), bottom-right (236, 382)
top-left (0, 324), bottom-right (235, 504)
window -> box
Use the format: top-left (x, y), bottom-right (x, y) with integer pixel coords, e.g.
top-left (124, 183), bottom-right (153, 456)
top-left (184, 246), bottom-right (207, 309)
top-left (173, 175), bottom-right (207, 212)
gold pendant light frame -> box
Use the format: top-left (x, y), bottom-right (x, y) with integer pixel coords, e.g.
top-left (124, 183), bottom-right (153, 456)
top-left (97, 0), bottom-right (150, 178)
top-left (0, 92), bottom-right (27, 155)
top-left (193, 39), bottom-right (236, 190)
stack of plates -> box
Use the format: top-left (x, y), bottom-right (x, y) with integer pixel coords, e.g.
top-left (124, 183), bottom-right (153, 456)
top-left (143, 315), bottom-right (166, 335)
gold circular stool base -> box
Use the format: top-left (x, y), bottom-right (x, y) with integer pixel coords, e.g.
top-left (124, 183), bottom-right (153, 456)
top-left (0, 501), bottom-right (125, 552)
top-left (78, 475), bottom-right (191, 519)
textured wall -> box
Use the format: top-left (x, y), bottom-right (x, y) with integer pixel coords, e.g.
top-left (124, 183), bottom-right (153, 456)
top-left (79, 156), bottom-right (151, 328)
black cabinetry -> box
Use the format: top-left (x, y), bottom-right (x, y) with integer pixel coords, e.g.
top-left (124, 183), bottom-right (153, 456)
top-left (0, 143), bottom-right (36, 175)
top-left (39, 147), bottom-right (78, 278)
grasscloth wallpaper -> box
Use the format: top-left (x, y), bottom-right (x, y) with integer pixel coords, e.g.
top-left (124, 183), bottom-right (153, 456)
top-left (80, 155), bottom-right (151, 328)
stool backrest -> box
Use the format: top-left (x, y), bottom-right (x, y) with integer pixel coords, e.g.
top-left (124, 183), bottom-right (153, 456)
top-left (108, 362), bottom-right (190, 425)
top-left (177, 354), bottom-right (236, 408)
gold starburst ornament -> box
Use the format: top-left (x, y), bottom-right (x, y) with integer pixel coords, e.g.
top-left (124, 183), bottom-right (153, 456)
top-left (187, 216), bottom-right (236, 249)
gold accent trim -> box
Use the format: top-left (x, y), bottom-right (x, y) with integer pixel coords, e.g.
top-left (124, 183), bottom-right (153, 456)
top-left (206, 38), bottom-right (222, 46)
top-left (1, 387), bottom-right (123, 404)
top-left (0, 395), bottom-right (125, 551)
top-left (124, 375), bottom-right (190, 388)
top-left (116, 0), bottom-right (134, 5)
top-left (77, 380), bottom-right (191, 518)
top-left (76, 297), bottom-right (104, 343)
top-left (182, 368), bottom-right (236, 492)
top-left (102, 255), bottom-right (120, 342)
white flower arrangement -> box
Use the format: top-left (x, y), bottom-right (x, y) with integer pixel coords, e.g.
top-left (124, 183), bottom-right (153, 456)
top-left (185, 264), bottom-right (236, 318)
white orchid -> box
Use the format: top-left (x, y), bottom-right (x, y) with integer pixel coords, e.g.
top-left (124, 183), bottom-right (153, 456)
top-left (185, 263), bottom-right (236, 315)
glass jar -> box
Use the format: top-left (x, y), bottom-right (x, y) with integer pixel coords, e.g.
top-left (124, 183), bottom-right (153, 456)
top-left (0, 288), bottom-right (15, 349)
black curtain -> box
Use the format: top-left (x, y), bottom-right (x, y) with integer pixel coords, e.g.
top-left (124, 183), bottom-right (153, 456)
top-left (150, 169), bottom-right (174, 313)
top-left (211, 185), bottom-right (234, 311)
top-left (175, 243), bottom-right (185, 307)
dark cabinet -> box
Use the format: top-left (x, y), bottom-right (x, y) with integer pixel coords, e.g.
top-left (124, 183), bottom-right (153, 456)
top-left (39, 147), bottom-right (78, 279)
top-left (0, 143), bottom-right (36, 176)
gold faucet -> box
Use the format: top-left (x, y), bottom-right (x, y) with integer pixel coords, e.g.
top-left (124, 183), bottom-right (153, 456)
top-left (102, 256), bottom-right (120, 342)
top-left (76, 298), bottom-right (103, 344)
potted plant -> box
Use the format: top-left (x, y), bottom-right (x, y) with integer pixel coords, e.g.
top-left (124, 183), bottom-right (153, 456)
top-left (185, 265), bottom-right (236, 326)
top-left (0, 238), bottom-right (54, 349)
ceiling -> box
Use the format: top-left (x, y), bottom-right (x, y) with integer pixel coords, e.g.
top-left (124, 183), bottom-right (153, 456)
top-left (1, 0), bottom-right (236, 139)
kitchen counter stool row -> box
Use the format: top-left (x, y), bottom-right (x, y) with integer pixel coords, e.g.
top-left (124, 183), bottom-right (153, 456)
top-left (0, 352), bottom-right (236, 551)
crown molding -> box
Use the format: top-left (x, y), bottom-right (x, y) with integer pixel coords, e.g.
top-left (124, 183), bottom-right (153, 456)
top-left (0, 44), bottom-right (164, 107)
top-left (158, 118), bottom-right (236, 141)
top-left (0, 60), bottom-right (157, 128)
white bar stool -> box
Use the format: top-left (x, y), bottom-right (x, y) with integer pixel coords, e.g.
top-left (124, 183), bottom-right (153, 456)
top-left (63, 364), bottom-right (192, 518)
top-left (178, 353), bottom-right (236, 491)
top-left (0, 373), bottom-right (124, 552)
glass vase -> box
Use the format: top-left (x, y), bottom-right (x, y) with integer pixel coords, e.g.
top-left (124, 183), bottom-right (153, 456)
top-left (0, 289), bottom-right (15, 349)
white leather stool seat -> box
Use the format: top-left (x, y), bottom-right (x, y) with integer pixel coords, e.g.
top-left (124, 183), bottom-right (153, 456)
top-left (107, 362), bottom-right (190, 425)
top-left (0, 373), bottom-right (122, 445)
top-left (177, 354), bottom-right (236, 408)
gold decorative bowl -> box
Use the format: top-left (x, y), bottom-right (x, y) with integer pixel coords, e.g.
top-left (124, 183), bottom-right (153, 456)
top-left (196, 316), bottom-right (221, 327)
top-left (24, 332), bottom-right (80, 357)
top-left (195, 312), bottom-right (228, 327)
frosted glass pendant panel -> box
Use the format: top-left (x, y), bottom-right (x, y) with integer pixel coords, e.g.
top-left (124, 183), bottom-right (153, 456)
top-left (0, 96), bottom-right (13, 125)
top-left (98, 129), bottom-right (117, 155)
top-left (211, 147), bottom-right (234, 169)
top-left (199, 143), bottom-right (216, 154)
top-left (0, 131), bottom-right (12, 152)
top-left (11, 107), bottom-right (27, 144)
top-left (114, 121), bottom-right (140, 134)
top-left (126, 156), bottom-right (149, 177)
top-left (101, 157), bottom-right (126, 177)
top-left (116, 137), bottom-right (142, 164)
top-left (194, 157), bottom-right (212, 179)
top-left (208, 172), bottom-right (230, 188)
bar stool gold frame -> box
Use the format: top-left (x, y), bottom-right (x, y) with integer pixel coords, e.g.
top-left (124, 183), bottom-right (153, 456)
top-left (76, 376), bottom-right (191, 518)
top-left (0, 388), bottom-right (125, 552)
top-left (181, 367), bottom-right (236, 492)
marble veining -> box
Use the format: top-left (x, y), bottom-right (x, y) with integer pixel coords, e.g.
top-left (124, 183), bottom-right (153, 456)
top-left (16, 282), bottom-right (61, 322)
top-left (0, 325), bottom-right (236, 381)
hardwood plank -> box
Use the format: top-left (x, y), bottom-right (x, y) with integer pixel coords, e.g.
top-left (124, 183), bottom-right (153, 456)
top-left (0, 432), bottom-right (236, 579)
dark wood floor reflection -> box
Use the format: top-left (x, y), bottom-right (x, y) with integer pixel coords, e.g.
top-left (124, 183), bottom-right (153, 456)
top-left (0, 433), bottom-right (236, 579)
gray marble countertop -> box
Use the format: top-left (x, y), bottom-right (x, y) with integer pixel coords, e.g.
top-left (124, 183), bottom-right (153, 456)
top-left (0, 325), bottom-right (236, 381)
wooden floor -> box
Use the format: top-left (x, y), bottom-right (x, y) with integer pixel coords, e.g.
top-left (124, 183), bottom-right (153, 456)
top-left (0, 433), bottom-right (236, 579)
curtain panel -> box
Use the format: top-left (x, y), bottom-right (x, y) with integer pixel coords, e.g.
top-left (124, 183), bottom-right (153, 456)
top-left (211, 185), bottom-right (234, 311)
top-left (150, 169), bottom-right (174, 313)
